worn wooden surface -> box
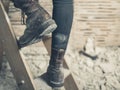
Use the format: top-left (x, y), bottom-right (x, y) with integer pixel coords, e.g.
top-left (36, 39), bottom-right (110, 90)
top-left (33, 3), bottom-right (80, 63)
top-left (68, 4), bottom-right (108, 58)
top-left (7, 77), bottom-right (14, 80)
top-left (0, 2), bottom-right (36, 90)
top-left (1, 0), bottom-right (10, 13)
top-left (0, 40), bottom-right (3, 70)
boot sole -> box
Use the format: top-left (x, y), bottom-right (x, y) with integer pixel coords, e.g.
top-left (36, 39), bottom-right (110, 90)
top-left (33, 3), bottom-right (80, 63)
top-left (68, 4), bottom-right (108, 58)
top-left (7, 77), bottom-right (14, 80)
top-left (47, 72), bottom-right (64, 88)
top-left (48, 80), bottom-right (64, 88)
top-left (18, 19), bottom-right (57, 48)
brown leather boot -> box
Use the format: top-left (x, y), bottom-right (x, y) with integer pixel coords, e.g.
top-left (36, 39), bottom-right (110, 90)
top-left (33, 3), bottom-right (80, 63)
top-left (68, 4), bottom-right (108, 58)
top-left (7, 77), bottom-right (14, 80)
top-left (12, 0), bottom-right (57, 48)
top-left (47, 48), bottom-right (65, 88)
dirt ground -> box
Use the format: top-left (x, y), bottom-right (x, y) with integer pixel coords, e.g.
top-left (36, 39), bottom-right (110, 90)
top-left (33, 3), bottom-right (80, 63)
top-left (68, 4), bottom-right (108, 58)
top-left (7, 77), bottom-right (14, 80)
top-left (66, 46), bottom-right (120, 90)
top-left (0, 40), bottom-right (120, 90)
top-left (0, 2), bottom-right (120, 90)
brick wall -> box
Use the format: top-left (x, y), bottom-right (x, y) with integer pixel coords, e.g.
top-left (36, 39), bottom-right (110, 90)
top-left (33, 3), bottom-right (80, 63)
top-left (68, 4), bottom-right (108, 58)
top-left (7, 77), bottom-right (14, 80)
top-left (40, 0), bottom-right (120, 48)
top-left (73, 0), bottom-right (120, 48)
top-left (9, 0), bottom-right (120, 49)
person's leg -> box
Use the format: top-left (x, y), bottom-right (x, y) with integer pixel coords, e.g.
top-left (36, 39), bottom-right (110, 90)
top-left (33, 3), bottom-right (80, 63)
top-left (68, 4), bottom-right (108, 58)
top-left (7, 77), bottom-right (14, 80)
top-left (11, 0), bottom-right (57, 48)
top-left (47, 0), bottom-right (73, 88)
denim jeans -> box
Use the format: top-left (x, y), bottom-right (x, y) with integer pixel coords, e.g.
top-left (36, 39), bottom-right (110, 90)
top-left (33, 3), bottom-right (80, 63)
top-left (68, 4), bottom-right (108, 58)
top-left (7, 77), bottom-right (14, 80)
top-left (52, 0), bottom-right (73, 50)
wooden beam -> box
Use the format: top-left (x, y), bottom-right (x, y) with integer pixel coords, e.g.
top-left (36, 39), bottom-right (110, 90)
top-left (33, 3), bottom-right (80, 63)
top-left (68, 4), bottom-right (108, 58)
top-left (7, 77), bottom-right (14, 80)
top-left (1, 0), bottom-right (10, 13)
top-left (42, 36), bottom-right (52, 56)
top-left (0, 39), bottom-right (3, 70)
top-left (64, 74), bottom-right (79, 90)
top-left (64, 56), bottom-right (80, 90)
top-left (0, 2), bottom-right (36, 90)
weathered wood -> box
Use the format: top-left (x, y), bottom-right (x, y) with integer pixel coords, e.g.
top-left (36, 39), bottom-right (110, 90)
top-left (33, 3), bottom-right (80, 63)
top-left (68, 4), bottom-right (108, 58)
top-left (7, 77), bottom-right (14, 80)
top-left (1, 0), bottom-right (10, 13)
top-left (64, 74), bottom-right (79, 90)
top-left (0, 2), bottom-right (36, 90)
top-left (42, 37), bottom-right (79, 90)
top-left (64, 56), bottom-right (80, 90)
top-left (42, 36), bottom-right (52, 55)
top-left (0, 40), bottom-right (3, 70)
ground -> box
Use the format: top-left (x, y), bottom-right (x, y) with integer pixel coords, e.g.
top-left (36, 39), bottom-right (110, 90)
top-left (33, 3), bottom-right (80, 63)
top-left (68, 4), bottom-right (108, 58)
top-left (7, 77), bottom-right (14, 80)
top-left (0, 39), bottom-right (120, 90)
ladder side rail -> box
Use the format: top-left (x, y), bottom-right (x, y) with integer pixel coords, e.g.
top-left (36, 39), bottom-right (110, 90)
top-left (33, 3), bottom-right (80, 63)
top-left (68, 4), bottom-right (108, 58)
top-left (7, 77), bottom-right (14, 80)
top-left (0, 2), bottom-right (36, 90)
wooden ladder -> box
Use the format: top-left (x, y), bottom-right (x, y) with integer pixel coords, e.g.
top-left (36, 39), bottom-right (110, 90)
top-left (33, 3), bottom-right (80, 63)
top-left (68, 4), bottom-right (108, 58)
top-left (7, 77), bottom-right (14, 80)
top-left (0, 1), bottom-right (79, 90)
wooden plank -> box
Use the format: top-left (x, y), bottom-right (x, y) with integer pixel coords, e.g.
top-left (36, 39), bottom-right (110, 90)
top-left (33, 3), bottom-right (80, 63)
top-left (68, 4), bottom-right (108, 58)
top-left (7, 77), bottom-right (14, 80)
top-left (64, 56), bottom-right (80, 90)
top-left (42, 37), bottom-right (79, 90)
top-left (42, 36), bottom-right (52, 55)
top-left (1, 0), bottom-right (10, 13)
top-left (64, 74), bottom-right (79, 90)
top-left (0, 39), bottom-right (3, 70)
top-left (0, 2), bottom-right (36, 90)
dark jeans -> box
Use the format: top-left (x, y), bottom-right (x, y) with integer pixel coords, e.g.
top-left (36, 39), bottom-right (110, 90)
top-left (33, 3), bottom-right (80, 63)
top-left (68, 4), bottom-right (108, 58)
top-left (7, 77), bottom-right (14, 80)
top-left (12, 0), bottom-right (73, 50)
top-left (52, 0), bottom-right (73, 50)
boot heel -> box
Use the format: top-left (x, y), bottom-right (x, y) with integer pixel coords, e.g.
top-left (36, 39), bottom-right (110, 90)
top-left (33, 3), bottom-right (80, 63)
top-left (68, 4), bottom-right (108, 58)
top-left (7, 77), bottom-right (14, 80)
top-left (40, 19), bottom-right (57, 36)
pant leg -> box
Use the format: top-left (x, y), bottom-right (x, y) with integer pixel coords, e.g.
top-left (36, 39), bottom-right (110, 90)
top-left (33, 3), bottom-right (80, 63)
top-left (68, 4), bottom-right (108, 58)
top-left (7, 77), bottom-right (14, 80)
top-left (52, 0), bottom-right (74, 50)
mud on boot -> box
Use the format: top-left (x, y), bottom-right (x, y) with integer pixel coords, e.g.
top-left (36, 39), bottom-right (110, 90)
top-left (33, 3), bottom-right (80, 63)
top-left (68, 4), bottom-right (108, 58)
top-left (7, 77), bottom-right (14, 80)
top-left (46, 49), bottom-right (65, 88)
top-left (12, 0), bottom-right (57, 48)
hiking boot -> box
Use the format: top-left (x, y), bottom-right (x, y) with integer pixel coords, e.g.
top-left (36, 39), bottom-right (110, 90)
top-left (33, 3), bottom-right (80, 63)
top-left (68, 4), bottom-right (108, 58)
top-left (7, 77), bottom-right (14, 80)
top-left (47, 49), bottom-right (65, 88)
top-left (12, 0), bottom-right (57, 48)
